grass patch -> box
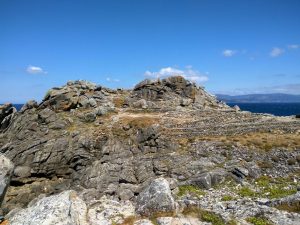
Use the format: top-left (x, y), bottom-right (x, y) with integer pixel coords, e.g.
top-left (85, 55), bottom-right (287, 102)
top-left (236, 176), bottom-right (297, 199)
top-left (238, 186), bottom-right (256, 198)
top-left (119, 216), bottom-right (138, 225)
top-left (120, 116), bottom-right (158, 128)
top-left (255, 176), bottom-right (297, 199)
top-left (221, 195), bottom-right (235, 201)
top-left (198, 132), bottom-right (300, 151)
top-left (275, 201), bottom-right (300, 213)
top-left (182, 206), bottom-right (225, 225)
top-left (149, 211), bottom-right (175, 225)
top-left (246, 216), bottom-right (273, 225)
top-left (177, 185), bottom-right (205, 198)
top-left (113, 97), bottom-right (126, 108)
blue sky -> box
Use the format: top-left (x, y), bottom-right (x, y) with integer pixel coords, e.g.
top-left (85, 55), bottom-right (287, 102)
top-left (1, 0), bottom-right (300, 103)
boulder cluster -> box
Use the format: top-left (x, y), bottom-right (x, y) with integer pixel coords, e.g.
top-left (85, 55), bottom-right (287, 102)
top-left (0, 76), bottom-right (300, 225)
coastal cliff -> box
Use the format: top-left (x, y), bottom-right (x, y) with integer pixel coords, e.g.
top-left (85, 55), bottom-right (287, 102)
top-left (1, 76), bottom-right (300, 225)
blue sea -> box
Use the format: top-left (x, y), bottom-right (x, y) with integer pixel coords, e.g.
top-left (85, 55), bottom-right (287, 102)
top-left (227, 103), bottom-right (300, 116)
top-left (6, 103), bottom-right (300, 116)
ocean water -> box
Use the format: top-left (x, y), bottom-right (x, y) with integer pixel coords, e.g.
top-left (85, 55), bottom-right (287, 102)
top-left (227, 103), bottom-right (300, 116)
top-left (7, 103), bottom-right (300, 116)
top-left (13, 104), bottom-right (24, 111)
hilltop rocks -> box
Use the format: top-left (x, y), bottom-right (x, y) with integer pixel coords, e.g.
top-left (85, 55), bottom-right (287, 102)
top-left (0, 155), bottom-right (14, 207)
top-left (0, 104), bottom-right (16, 131)
top-left (131, 76), bottom-right (227, 109)
top-left (136, 178), bottom-right (176, 216)
top-left (7, 190), bottom-right (88, 225)
top-left (39, 80), bottom-right (111, 111)
top-left (0, 76), bottom-right (300, 224)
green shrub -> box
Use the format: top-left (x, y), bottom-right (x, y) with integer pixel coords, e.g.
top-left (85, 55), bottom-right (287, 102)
top-left (246, 216), bottom-right (273, 225)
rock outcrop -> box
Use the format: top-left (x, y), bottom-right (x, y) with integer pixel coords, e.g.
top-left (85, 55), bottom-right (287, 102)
top-left (0, 155), bottom-right (14, 207)
top-left (7, 191), bottom-right (87, 225)
top-left (128, 76), bottom-right (228, 109)
top-left (0, 76), bottom-right (300, 224)
top-left (0, 104), bottom-right (16, 131)
top-left (136, 178), bottom-right (176, 216)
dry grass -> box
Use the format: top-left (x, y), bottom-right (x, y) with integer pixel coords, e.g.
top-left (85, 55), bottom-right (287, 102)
top-left (275, 201), bottom-right (300, 213)
top-left (198, 132), bottom-right (300, 151)
top-left (120, 116), bottom-right (158, 128)
top-left (113, 97), bottom-right (126, 108)
top-left (119, 216), bottom-right (138, 225)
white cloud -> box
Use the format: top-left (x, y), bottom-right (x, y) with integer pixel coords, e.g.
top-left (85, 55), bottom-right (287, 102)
top-left (144, 66), bottom-right (208, 83)
top-left (287, 44), bottom-right (299, 50)
top-left (270, 47), bottom-right (285, 57)
top-left (106, 77), bottom-right (120, 82)
top-left (222, 49), bottom-right (237, 57)
top-left (26, 65), bottom-right (47, 74)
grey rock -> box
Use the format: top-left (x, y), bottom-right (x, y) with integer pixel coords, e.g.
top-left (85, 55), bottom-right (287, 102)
top-left (118, 188), bottom-right (134, 201)
top-left (191, 172), bottom-right (211, 189)
top-left (13, 166), bottom-right (31, 178)
top-left (87, 195), bottom-right (135, 225)
top-left (88, 98), bottom-right (97, 107)
top-left (0, 154), bottom-right (14, 207)
top-left (94, 106), bottom-right (108, 116)
top-left (0, 103), bottom-right (16, 131)
top-left (136, 178), bottom-right (176, 216)
top-left (84, 112), bottom-right (96, 122)
top-left (7, 190), bottom-right (88, 225)
top-left (20, 100), bottom-right (38, 113)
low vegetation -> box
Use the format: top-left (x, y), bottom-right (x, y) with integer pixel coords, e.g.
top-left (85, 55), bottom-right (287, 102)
top-left (198, 132), bottom-right (300, 151)
top-left (177, 185), bottom-right (206, 198)
top-left (246, 216), bottom-right (273, 225)
top-left (182, 206), bottom-right (225, 225)
top-left (237, 176), bottom-right (297, 199)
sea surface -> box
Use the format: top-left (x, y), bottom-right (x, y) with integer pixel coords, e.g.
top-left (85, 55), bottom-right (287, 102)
top-left (7, 103), bottom-right (300, 117)
top-left (227, 103), bottom-right (300, 116)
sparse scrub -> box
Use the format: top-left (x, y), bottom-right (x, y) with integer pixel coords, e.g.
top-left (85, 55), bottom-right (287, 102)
top-left (246, 216), bottom-right (273, 225)
top-left (221, 195), bottom-right (235, 201)
top-left (182, 206), bottom-right (225, 225)
top-left (177, 185), bottom-right (205, 198)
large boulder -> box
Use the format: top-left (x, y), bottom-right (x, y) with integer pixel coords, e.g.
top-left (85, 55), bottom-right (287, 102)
top-left (7, 190), bottom-right (88, 225)
top-left (0, 154), bottom-right (14, 207)
top-left (136, 178), bottom-right (176, 216)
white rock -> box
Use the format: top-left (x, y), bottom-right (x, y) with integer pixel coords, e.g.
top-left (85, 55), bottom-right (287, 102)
top-left (0, 154), bottom-right (14, 206)
top-left (87, 195), bottom-right (135, 225)
top-left (8, 190), bottom-right (88, 225)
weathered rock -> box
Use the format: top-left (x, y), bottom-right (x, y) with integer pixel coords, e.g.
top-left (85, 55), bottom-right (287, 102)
top-left (13, 166), bottom-right (31, 178)
top-left (87, 196), bottom-right (135, 225)
top-left (136, 178), bottom-right (176, 216)
top-left (20, 100), bottom-right (38, 113)
top-left (0, 103), bottom-right (16, 131)
top-left (0, 155), bottom-right (14, 207)
top-left (7, 190), bottom-right (88, 225)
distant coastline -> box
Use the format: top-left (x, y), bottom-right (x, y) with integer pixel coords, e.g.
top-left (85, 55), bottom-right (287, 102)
top-left (227, 102), bottom-right (300, 116)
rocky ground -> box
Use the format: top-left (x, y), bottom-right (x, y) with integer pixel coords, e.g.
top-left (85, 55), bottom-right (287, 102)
top-left (0, 76), bottom-right (300, 225)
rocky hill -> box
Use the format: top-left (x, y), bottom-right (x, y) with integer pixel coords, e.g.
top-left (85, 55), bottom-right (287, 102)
top-left (0, 76), bottom-right (300, 225)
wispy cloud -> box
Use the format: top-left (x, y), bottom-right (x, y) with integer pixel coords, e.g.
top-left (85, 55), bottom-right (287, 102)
top-left (287, 44), bottom-right (299, 50)
top-left (270, 47), bottom-right (285, 57)
top-left (106, 77), bottom-right (120, 82)
top-left (26, 65), bottom-right (47, 74)
top-left (216, 83), bottom-right (300, 95)
top-left (222, 49), bottom-right (237, 57)
top-left (145, 66), bottom-right (208, 83)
